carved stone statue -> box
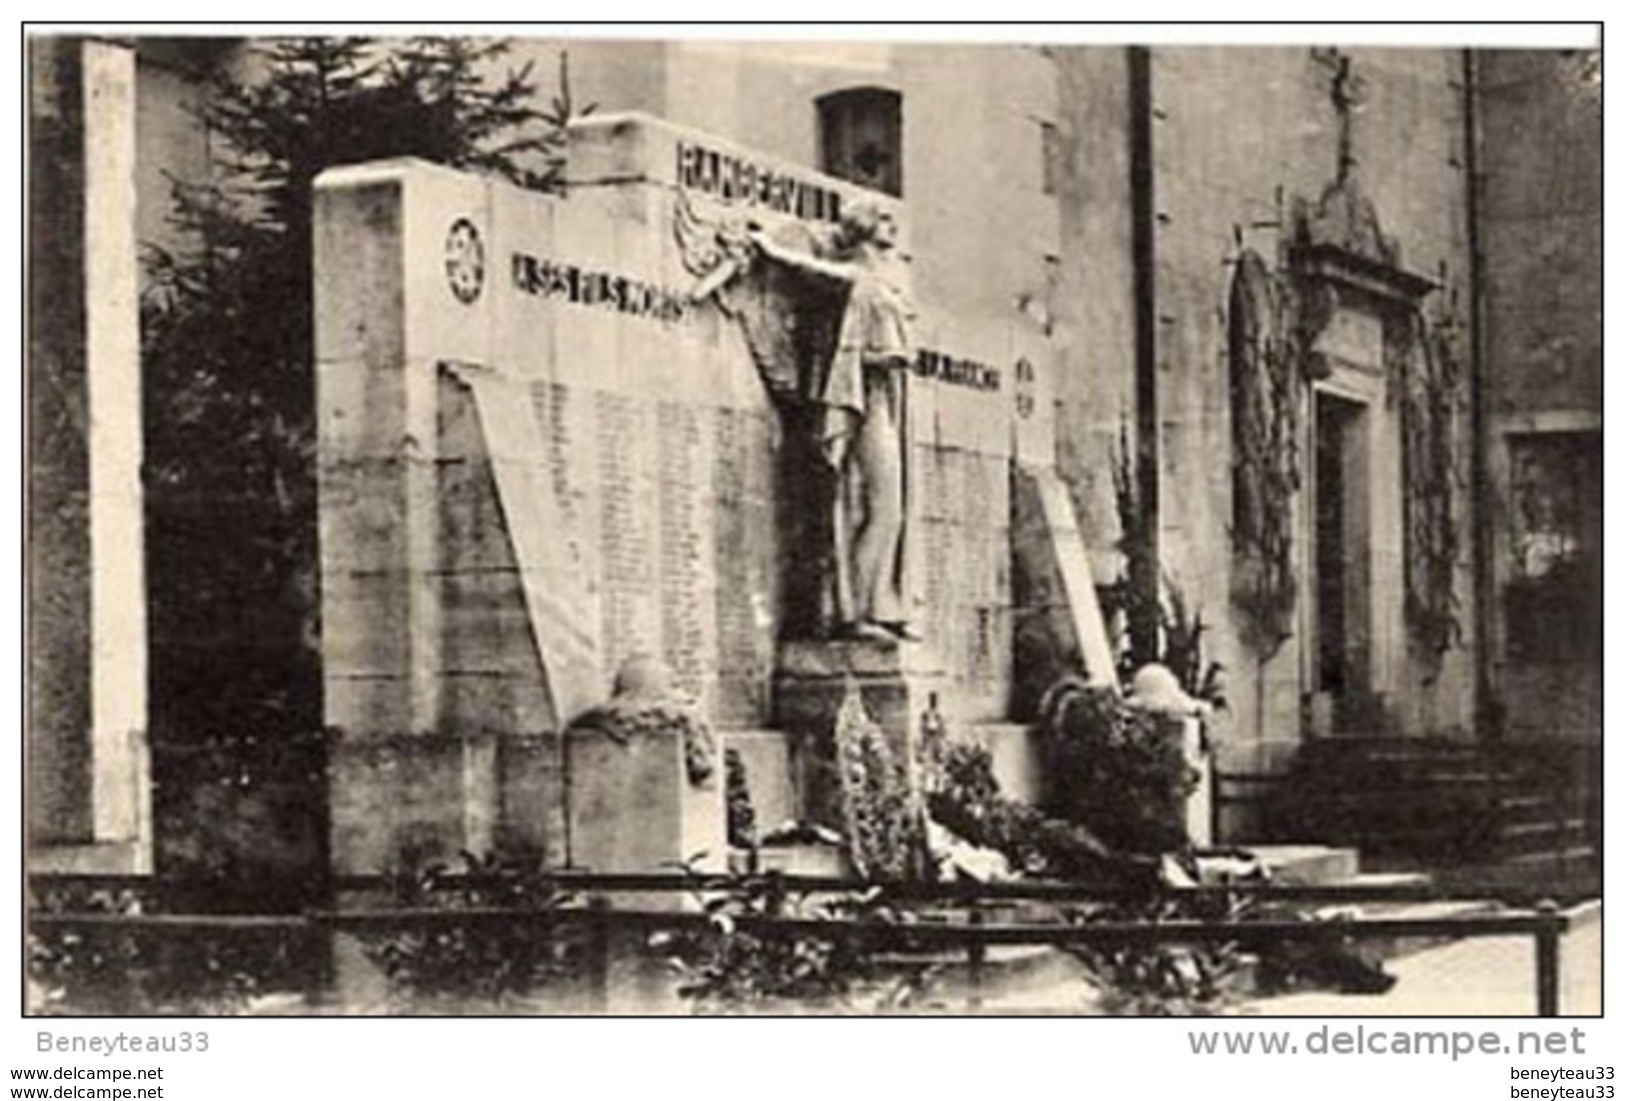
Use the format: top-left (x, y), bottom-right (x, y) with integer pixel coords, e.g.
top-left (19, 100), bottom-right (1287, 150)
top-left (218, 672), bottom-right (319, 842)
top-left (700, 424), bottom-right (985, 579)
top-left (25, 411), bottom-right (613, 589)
top-left (681, 196), bottom-right (918, 642)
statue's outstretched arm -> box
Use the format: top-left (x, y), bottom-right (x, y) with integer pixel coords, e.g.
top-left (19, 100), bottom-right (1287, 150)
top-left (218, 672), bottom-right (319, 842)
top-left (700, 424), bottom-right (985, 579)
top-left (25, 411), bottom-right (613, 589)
top-left (749, 229), bottom-right (857, 284)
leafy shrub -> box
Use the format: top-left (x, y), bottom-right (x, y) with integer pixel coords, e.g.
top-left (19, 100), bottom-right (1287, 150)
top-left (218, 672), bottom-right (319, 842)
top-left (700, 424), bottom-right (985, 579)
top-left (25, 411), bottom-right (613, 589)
top-left (354, 852), bottom-right (586, 1009)
top-left (654, 878), bottom-right (929, 1014)
top-left (1039, 678), bottom-right (1199, 855)
top-left (927, 745), bottom-right (1254, 1015)
top-left (29, 885), bottom-right (312, 1015)
top-left (150, 728), bottom-right (329, 912)
top-left (927, 743), bottom-right (1158, 889)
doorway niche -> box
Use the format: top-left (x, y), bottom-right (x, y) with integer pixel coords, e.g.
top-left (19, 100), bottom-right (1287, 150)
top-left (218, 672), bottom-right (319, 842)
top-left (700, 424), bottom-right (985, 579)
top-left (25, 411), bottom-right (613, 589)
top-left (1287, 188), bottom-right (1438, 735)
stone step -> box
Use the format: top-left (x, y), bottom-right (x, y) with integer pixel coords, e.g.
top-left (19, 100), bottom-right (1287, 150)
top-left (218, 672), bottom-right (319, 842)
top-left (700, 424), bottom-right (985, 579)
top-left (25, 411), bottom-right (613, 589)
top-left (729, 842), bottom-right (851, 878)
top-left (1298, 747), bottom-right (1489, 770)
top-left (1268, 734), bottom-right (1593, 870)
top-left (1495, 795), bottom-right (1578, 830)
top-left (1303, 782), bottom-right (1483, 800)
top-left (1248, 844), bottom-right (1360, 885)
top-left (1499, 817), bottom-right (1589, 847)
top-left (1300, 740), bottom-right (1458, 757)
top-left (1498, 792), bottom-right (1559, 813)
top-left (1294, 896), bottom-right (1506, 968)
top-left (1503, 845), bottom-right (1597, 870)
top-left (1374, 898), bottom-right (1497, 920)
top-left (1322, 871), bottom-right (1432, 890)
top-left (1287, 789), bottom-right (1498, 821)
top-left (1373, 852), bottom-right (1600, 899)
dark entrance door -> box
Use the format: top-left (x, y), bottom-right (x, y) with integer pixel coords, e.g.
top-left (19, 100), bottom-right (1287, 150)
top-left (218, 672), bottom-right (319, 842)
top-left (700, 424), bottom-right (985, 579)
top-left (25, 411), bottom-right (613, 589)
top-left (1313, 393), bottom-right (1370, 728)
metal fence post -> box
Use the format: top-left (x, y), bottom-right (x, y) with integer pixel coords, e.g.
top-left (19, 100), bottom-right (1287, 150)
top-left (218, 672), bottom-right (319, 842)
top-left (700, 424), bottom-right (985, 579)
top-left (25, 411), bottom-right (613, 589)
top-left (587, 896), bottom-right (612, 1015)
top-left (1534, 899), bottom-right (1562, 1018)
top-left (967, 907), bottom-right (986, 1012)
top-left (303, 914), bottom-right (332, 1010)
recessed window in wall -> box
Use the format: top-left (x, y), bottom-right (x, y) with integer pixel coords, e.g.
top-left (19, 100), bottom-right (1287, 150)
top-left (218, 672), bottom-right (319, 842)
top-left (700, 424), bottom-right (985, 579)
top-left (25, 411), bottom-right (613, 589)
top-left (1504, 430), bottom-right (1601, 663)
top-left (817, 86), bottom-right (902, 197)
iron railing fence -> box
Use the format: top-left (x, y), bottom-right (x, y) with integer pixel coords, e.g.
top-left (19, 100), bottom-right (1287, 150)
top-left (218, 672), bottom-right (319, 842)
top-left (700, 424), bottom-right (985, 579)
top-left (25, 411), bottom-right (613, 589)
top-left (27, 871), bottom-right (1596, 1016)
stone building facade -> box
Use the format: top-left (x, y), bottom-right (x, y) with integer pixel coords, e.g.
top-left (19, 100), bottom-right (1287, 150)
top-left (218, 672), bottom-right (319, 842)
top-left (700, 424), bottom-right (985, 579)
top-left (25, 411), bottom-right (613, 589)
top-left (1476, 51), bottom-right (1602, 746)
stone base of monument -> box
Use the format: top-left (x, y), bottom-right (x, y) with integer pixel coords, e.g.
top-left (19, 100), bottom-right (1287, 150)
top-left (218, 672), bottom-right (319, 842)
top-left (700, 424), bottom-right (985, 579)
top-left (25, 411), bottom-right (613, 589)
top-left (720, 729), bottom-right (799, 832)
top-left (735, 841), bottom-right (852, 878)
top-left (565, 726), bottom-right (727, 909)
top-left (773, 638), bottom-right (951, 830)
top-left (1247, 844), bottom-right (1361, 885)
top-left (327, 731), bottom-right (566, 875)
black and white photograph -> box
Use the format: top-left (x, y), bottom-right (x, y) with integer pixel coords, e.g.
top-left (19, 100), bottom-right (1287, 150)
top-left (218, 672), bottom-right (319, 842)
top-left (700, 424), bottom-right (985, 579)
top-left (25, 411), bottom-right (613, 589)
top-left (23, 25), bottom-right (1602, 1027)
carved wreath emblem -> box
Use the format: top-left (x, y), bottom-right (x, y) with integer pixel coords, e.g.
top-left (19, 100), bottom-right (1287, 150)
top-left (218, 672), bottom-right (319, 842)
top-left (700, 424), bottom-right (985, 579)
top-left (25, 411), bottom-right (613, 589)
top-left (444, 217), bottom-right (485, 305)
top-left (1014, 357), bottom-right (1037, 420)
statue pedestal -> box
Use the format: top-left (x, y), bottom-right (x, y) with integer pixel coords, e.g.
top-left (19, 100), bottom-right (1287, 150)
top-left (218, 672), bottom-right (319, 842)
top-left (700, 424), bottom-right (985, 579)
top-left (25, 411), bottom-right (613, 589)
top-left (773, 639), bottom-right (951, 829)
top-left (565, 727), bottom-right (725, 908)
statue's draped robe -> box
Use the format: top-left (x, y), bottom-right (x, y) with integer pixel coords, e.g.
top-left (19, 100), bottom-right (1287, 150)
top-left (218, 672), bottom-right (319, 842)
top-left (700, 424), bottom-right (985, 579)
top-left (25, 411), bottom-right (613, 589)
top-left (720, 233), bottom-right (913, 629)
top-left (824, 272), bottom-right (912, 626)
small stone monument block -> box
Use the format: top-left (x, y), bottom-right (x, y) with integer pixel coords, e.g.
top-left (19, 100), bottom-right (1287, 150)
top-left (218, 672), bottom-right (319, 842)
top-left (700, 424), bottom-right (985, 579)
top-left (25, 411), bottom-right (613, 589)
top-left (566, 726), bottom-right (727, 896)
top-left (326, 733), bottom-right (471, 875)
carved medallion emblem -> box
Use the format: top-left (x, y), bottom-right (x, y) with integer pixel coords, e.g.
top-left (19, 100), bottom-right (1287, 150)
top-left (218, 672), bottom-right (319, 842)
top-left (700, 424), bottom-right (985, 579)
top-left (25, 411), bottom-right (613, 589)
top-left (1014, 357), bottom-right (1037, 420)
top-left (444, 217), bottom-right (485, 305)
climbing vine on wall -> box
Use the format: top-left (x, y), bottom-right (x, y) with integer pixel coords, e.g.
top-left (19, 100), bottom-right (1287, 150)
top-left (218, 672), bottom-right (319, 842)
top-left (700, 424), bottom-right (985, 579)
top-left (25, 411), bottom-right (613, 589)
top-left (1392, 306), bottom-right (1465, 666)
top-left (1227, 250), bottom-right (1301, 656)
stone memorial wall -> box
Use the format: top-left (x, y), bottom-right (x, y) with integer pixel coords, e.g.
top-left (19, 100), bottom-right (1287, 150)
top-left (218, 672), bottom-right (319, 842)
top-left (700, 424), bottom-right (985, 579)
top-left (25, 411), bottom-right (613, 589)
top-left (314, 115), bottom-right (1059, 871)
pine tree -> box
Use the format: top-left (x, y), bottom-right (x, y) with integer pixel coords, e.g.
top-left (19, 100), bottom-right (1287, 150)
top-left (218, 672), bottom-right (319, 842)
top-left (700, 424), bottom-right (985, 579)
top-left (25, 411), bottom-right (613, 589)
top-left (139, 37), bottom-right (581, 895)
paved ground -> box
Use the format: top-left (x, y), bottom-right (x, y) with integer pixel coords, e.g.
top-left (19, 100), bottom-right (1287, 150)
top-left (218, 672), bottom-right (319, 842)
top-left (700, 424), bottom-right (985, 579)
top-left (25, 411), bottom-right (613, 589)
top-left (1242, 908), bottom-right (1601, 1016)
